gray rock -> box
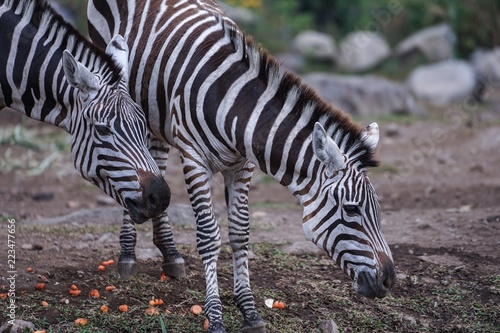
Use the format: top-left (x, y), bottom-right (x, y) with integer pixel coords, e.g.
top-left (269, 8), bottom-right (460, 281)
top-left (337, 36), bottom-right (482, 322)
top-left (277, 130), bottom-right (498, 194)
top-left (471, 47), bottom-right (500, 85)
top-left (337, 31), bottom-right (391, 72)
top-left (320, 320), bottom-right (340, 333)
top-left (407, 60), bottom-right (479, 107)
top-left (395, 23), bottom-right (456, 62)
top-left (418, 254), bottom-right (463, 267)
top-left (0, 319), bottom-right (35, 333)
top-left (292, 30), bottom-right (337, 62)
top-left (282, 240), bottom-right (323, 256)
top-left (302, 73), bottom-right (421, 116)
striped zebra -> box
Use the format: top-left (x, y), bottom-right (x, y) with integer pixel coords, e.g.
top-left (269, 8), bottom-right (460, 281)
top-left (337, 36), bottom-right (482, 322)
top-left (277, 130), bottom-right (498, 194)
top-left (88, 1), bottom-right (396, 332)
top-left (0, 0), bottom-right (170, 225)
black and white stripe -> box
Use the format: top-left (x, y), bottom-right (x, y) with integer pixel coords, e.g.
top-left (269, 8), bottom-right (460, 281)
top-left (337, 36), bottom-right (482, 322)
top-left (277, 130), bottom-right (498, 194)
top-left (0, 0), bottom-right (170, 226)
top-left (88, 1), bottom-right (396, 332)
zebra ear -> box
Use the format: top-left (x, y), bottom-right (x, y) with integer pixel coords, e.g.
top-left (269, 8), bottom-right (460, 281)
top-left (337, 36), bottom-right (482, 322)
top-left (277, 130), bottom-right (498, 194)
top-left (62, 50), bottom-right (99, 94)
top-left (362, 122), bottom-right (379, 151)
top-left (313, 122), bottom-right (345, 173)
top-left (106, 35), bottom-right (130, 84)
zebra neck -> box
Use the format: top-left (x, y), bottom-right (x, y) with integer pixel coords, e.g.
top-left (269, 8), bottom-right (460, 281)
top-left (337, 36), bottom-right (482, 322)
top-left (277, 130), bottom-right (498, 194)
top-left (0, 0), bottom-right (119, 132)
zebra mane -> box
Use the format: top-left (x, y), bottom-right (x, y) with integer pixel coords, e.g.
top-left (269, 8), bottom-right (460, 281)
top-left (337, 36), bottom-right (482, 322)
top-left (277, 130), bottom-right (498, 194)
top-left (225, 25), bottom-right (379, 169)
top-left (7, 0), bottom-right (122, 84)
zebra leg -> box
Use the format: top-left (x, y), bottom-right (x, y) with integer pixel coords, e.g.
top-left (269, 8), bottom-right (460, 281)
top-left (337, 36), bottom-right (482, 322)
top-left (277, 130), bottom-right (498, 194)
top-left (181, 156), bottom-right (226, 333)
top-left (223, 163), bottom-right (266, 333)
top-left (149, 136), bottom-right (186, 278)
top-left (117, 211), bottom-right (138, 279)
top-left (152, 212), bottom-right (186, 278)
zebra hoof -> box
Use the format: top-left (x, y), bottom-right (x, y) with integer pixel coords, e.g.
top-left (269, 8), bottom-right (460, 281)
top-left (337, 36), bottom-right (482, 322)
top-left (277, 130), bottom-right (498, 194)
top-left (118, 257), bottom-right (137, 279)
top-left (162, 262), bottom-right (186, 278)
top-left (242, 316), bottom-right (266, 333)
top-left (207, 321), bottom-right (227, 333)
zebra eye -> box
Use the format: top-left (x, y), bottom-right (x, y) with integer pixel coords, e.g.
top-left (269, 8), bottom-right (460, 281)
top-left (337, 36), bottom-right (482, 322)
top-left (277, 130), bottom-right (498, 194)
top-left (344, 204), bottom-right (361, 216)
top-left (95, 124), bottom-right (112, 136)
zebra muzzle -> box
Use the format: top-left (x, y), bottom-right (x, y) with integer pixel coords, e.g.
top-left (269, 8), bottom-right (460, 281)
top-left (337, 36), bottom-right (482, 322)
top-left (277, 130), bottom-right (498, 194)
top-left (355, 253), bottom-right (396, 299)
top-left (126, 171), bottom-right (170, 223)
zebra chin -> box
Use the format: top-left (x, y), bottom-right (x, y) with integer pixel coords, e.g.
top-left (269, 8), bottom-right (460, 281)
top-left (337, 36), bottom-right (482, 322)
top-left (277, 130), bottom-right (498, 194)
top-left (124, 172), bottom-right (171, 224)
top-left (353, 253), bottom-right (396, 299)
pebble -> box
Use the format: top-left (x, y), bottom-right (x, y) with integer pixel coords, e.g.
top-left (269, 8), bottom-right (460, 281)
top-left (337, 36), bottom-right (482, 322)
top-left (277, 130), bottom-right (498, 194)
top-left (66, 200), bottom-right (81, 209)
top-left (320, 320), bottom-right (340, 333)
top-left (31, 191), bottom-right (54, 201)
top-left (0, 319), bottom-right (35, 333)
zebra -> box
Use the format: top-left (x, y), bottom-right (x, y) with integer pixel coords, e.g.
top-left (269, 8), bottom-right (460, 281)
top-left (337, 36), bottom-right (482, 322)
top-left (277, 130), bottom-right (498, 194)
top-left (0, 0), bottom-right (171, 226)
top-left (88, 1), bottom-right (396, 332)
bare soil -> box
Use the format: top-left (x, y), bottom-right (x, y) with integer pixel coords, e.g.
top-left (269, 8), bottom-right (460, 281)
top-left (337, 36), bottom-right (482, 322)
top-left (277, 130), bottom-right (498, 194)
top-left (0, 99), bottom-right (499, 332)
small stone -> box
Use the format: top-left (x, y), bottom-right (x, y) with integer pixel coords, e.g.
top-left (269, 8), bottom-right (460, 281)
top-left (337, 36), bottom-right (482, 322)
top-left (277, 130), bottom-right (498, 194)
top-left (402, 315), bottom-right (417, 325)
top-left (31, 191), bottom-right (54, 201)
top-left (82, 233), bottom-right (95, 241)
top-left (66, 200), bottom-right (81, 209)
top-left (320, 319), bottom-right (340, 333)
top-left (0, 319), bottom-right (35, 333)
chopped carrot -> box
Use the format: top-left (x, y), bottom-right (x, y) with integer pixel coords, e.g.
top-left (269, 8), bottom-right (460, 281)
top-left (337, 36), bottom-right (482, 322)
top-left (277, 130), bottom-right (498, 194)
top-left (70, 284), bottom-right (78, 290)
top-left (165, 309), bottom-right (172, 314)
top-left (74, 318), bottom-right (87, 326)
top-left (35, 283), bottom-right (45, 291)
top-left (145, 307), bottom-right (160, 316)
top-left (149, 298), bottom-right (164, 307)
top-left (27, 267), bottom-right (34, 273)
top-left (41, 301), bottom-right (49, 307)
top-left (69, 289), bottom-right (81, 296)
top-left (118, 304), bottom-right (128, 312)
top-left (105, 285), bottom-right (116, 292)
top-left (160, 272), bottom-right (168, 282)
top-left (100, 305), bottom-right (109, 313)
top-left (272, 300), bottom-right (286, 309)
top-left (89, 289), bottom-right (100, 298)
top-left (101, 259), bottom-right (115, 266)
top-left (190, 304), bottom-right (203, 315)
top-left (203, 318), bottom-right (210, 330)
top-left (33, 331), bottom-right (46, 333)
top-left (0, 294), bottom-right (7, 299)
top-left (98, 265), bottom-right (106, 271)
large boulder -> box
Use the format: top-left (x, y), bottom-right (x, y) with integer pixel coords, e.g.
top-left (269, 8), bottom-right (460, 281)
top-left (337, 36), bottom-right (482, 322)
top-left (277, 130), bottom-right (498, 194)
top-left (337, 31), bottom-right (391, 72)
top-left (395, 23), bottom-right (455, 62)
top-left (407, 60), bottom-right (479, 107)
top-left (302, 73), bottom-right (421, 116)
top-left (471, 47), bottom-right (500, 85)
top-left (292, 30), bottom-right (337, 63)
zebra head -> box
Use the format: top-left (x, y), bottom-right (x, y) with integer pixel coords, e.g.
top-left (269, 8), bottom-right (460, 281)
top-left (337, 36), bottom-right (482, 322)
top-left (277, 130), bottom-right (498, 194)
top-left (304, 122), bottom-right (395, 299)
top-left (62, 36), bottom-right (170, 223)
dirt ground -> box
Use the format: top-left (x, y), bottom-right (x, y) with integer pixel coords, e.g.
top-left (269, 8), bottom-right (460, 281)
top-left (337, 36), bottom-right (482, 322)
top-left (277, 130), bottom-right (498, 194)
top-left (0, 93), bottom-right (499, 332)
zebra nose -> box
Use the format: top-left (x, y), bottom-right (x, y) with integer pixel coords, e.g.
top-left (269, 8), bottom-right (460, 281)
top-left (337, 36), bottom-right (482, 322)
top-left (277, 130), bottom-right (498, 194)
top-left (378, 252), bottom-right (396, 293)
top-left (142, 174), bottom-right (170, 212)
top-left (126, 170), bottom-right (170, 224)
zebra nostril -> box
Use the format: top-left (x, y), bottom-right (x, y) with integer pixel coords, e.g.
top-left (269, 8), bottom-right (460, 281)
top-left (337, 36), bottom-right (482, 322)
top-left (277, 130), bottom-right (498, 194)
top-left (382, 275), bottom-right (393, 290)
top-left (147, 192), bottom-right (160, 208)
